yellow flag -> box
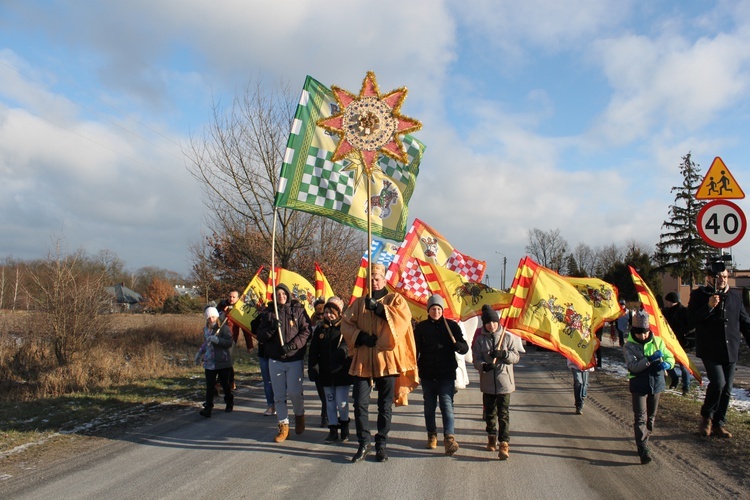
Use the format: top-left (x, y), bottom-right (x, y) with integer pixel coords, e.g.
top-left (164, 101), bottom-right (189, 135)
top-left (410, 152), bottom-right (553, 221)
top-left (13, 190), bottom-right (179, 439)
top-left (229, 268), bottom-right (267, 335)
top-left (269, 267), bottom-right (316, 317)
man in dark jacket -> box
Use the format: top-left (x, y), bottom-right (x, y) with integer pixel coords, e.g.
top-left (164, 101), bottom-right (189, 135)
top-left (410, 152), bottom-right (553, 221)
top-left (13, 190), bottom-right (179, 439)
top-left (413, 294), bottom-right (468, 456)
top-left (687, 262), bottom-right (750, 438)
top-left (663, 291), bottom-right (692, 395)
top-left (256, 283), bottom-right (311, 442)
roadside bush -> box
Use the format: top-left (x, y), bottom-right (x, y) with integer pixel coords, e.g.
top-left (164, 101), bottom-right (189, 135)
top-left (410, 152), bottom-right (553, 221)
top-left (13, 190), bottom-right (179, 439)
top-left (162, 294), bottom-right (204, 314)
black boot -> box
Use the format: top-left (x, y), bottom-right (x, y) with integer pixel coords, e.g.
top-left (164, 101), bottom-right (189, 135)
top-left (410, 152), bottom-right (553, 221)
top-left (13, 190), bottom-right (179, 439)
top-left (199, 407), bottom-right (212, 418)
top-left (324, 425), bottom-right (339, 444)
top-left (320, 410), bottom-right (329, 428)
top-left (375, 443), bottom-right (388, 462)
top-left (224, 394), bottom-right (234, 413)
top-left (351, 442), bottom-right (372, 463)
top-left (339, 419), bottom-right (350, 443)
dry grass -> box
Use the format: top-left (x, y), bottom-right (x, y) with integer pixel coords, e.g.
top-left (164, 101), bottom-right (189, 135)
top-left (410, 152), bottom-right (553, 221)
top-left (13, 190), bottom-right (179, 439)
top-left (0, 312), bottom-right (204, 402)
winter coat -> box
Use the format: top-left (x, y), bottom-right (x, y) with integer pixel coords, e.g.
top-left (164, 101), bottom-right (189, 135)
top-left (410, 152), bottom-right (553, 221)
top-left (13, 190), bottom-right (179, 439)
top-left (623, 331), bottom-right (673, 395)
top-left (308, 319), bottom-right (352, 387)
top-left (414, 316), bottom-right (468, 381)
top-left (687, 286), bottom-right (750, 363)
top-left (341, 291), bottom-right (418, 406)
top-left (471, 326), bottom-right (521, 395)
top-left (662, 302), bottom-right (692, 347)
top-left (197, 322), bottom-right (233, 370)
top-left (255, 299), bottom-right (311, 362)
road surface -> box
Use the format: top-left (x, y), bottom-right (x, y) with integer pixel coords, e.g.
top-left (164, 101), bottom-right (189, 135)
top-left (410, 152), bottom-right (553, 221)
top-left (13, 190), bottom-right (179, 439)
top-left (1, 349), bottom-right (743, 499)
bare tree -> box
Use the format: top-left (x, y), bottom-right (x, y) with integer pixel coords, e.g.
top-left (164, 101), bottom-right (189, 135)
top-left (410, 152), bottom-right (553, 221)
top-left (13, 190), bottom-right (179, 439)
top-left (525, 228), bottom-right (569, 273)
top-left (596, 243), bottom-right (625, 276)
top-left (24, 245), bottom-right (112, 366)
top-left (12, 265), bottom-right (21, 312)
top-left (185, 78), bottom-right (362, 284)
top-left (570, 243), bottom-right (599, 277)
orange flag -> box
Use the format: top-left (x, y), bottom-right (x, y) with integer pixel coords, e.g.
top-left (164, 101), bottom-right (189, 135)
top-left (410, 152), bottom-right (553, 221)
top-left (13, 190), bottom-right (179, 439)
top-left (315, 262), bottom-right (336, 300)
top-left (504, 257), bottom-right (599, 369)
top-left (628, 266), bottom-right (702, 383)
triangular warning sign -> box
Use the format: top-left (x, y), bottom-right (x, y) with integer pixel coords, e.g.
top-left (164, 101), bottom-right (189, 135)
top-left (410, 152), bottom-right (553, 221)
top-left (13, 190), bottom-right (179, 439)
top-left (696, 156), bottom-right (745, 200)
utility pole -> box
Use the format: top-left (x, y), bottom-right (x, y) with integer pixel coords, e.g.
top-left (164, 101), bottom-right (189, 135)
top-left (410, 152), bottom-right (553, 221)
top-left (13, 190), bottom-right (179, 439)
top-left (495, 252), bottom-right (507, 290)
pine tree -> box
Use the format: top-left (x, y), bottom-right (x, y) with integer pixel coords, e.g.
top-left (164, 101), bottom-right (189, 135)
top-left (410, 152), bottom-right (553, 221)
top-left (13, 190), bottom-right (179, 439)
top-left (655, 152), bottom-right (713, 287)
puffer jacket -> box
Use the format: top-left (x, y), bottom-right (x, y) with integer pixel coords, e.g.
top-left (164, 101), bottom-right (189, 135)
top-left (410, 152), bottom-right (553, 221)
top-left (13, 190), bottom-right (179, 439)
top-left (255, 299), bottom-right (311, 362)
top-left (623, 331), bottom-right (674, 395)
top-left (471, 326), bottom-right (521, 395)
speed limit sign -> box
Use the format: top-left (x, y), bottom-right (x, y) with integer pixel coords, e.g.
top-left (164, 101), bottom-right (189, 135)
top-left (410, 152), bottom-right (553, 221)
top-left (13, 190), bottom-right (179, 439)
top-left (697, 200), bottom-right (747, 248)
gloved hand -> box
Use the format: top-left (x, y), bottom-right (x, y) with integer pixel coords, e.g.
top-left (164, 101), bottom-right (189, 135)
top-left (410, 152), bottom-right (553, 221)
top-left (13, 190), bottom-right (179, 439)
top-left (209, 336), bottom-right (220, 345)
top-left (356, 332), bottom-right (378, 347)
top-left (283, 342), bottom-right (296, 353)
top-left (308, 366), bottom-right (319, 381)
top-left (647, 350), bottom-right (662, 362)
top-left (365, 297), bottom-right (378, 311)
top-left (493, 349), bottom-right (508, 360)
top-left (269, 318), bottom-right (280, 330)
top-left (660, 361), bottom-right (670, 371)
top-left (482, 362), bottom-right (495, 373)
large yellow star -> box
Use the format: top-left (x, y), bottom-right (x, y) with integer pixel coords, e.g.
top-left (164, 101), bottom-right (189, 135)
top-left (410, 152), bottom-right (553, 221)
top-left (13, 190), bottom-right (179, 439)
top-left (317, 71), bottom-right (422, 175)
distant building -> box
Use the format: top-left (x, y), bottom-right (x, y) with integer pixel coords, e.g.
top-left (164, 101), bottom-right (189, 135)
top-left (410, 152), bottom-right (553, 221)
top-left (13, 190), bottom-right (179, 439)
top-left (105, 283), bottom-right (144, 312)
top-left (660, 268), bottom-right (750, 306)
top-left (174, 284), bottom-right (201, 299)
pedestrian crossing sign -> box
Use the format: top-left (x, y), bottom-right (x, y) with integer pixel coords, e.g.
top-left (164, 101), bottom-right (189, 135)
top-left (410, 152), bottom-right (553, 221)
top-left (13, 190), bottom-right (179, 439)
top-left (695, 156), bottom-right (745, 200)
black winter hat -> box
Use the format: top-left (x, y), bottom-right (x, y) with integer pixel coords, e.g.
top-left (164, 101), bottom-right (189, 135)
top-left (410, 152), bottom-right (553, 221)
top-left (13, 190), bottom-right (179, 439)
top-left (664, 292), bottom-right (679, 304)
top-left (481, 304), bottom-right (499, 324)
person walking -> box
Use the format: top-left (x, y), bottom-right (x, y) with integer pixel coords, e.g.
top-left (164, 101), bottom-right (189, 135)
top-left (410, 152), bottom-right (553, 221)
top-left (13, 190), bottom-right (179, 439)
top-left (472, 304), bottom-right (521, 460)
top-left (194, 307), bottom-right (234, 418)
top-left (256, 284), bottom-right (312, 442)
top-left (623, 310), bottom-right (674, 464)
top-left (341, 263), bottom-right (418, 463)
top-left (568, 358), bottom-right (594, 415)
top-left (308, 296), bottom-right (352, 444)
top-left (687, 261), bottom-right (750, 438)
top-left (414, 294), bottom-right (469, 456)
top-left (662, 291), bottom-right (692, 395)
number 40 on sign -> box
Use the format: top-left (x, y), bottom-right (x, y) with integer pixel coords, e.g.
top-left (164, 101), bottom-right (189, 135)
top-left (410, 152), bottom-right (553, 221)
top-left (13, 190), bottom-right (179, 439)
top-left (696, 200), bottom-right (747, 248)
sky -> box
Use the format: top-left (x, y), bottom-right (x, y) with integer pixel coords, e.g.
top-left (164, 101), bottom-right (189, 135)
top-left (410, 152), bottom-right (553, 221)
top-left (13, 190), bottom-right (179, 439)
top-left (2, 0), bottom-right (750, 287)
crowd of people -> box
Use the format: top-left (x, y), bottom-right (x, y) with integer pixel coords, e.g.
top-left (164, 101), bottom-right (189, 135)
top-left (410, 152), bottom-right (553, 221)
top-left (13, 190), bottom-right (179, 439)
top-left (194, 259), bottom-right (750, 465)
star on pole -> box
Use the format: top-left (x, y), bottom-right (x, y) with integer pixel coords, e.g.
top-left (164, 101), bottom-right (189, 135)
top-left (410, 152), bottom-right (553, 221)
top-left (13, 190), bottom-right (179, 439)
top-left (317, 71), bottom-right (422, 176)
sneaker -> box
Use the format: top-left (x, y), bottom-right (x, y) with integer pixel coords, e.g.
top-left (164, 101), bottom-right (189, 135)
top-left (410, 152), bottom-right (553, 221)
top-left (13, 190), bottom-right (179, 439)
top-left (639, 447), bottom-right (652, 464)
top-left (575, 406), bottom-right (583, 415)
top-left (263, 406), bottom-right (276, 416)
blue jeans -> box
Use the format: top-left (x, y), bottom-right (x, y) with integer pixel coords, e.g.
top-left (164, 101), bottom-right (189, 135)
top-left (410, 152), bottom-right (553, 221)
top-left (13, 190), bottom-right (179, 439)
top-left (701, 359), bottom-right (736, 427)
top-left (571, 368), bottom-right (589, 409)
top-left (269, 359), bottom-right (304, 424)
top-left (422, 378), bottom-right (455, 435)
top-left (324, 385), bottom-right (351, 424)
top-left (259, 355), bottom-right (274, 406)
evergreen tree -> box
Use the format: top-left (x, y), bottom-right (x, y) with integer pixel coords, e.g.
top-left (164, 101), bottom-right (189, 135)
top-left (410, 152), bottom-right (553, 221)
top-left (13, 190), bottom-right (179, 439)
top-left (655, 152), bottom-right (713, 287)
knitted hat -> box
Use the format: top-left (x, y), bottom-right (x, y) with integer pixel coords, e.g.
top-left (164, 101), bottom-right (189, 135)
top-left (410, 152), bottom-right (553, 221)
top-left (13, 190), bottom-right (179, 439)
top-left (664, 292), bottom-right (679, 304)
top-left (205, 306), bottom-right (219, 319)
top-left (427, 294), bottom-right (444, 310)
top-left (631, 310), bottom-right (650, 331)
top-left (325, 296), bottom-right (345, 314)
top-left (481, 304), bottom-right (500, 324)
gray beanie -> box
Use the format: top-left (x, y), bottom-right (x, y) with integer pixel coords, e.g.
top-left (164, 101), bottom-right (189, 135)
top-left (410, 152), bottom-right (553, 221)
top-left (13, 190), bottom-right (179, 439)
top-left (427, 294), bottom-right (445, 310)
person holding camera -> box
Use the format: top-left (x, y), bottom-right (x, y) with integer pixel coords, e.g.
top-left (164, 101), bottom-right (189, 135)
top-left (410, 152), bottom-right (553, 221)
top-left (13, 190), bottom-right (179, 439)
top-left (341, 263), bottom-right (418, 463)
top-left (687, 261), bottom-right (750, 438)
top-left (623, 310), bottom-right (673, 464)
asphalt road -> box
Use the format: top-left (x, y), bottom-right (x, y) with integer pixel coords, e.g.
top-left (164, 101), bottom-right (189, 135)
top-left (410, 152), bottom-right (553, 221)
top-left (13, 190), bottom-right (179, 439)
top-left (2, 349), bottom-right (742, 499)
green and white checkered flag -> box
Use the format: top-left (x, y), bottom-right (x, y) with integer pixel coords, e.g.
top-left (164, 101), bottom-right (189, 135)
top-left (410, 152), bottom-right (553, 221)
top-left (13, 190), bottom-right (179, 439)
top-left (274, 76), bottom-right (425, 242)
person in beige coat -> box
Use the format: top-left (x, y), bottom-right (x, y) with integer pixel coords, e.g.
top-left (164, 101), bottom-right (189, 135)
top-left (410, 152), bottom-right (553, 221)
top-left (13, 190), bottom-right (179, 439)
top-left (342, 263), bottom-right (418, 463)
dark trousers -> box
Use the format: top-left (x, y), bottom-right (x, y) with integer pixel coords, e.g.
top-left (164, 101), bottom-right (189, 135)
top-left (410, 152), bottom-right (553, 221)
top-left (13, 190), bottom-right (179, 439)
top-left (352, 376), bottom-right (396, 446)
top-left (701, 359), bottom-right (736, 427)
top-left (483, 393), bottom-right (511, 443)
top-left (205, 367), bottom-right (232, 409)
top-left (631, 392), bottom-right (660, 449)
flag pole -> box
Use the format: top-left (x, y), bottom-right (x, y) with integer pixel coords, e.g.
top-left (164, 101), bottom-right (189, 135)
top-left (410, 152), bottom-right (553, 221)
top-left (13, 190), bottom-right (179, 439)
top-left (367, 173), bottom-right (374, 386)
top-left (271, 208), bottom-right (284, 347)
